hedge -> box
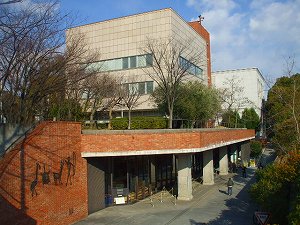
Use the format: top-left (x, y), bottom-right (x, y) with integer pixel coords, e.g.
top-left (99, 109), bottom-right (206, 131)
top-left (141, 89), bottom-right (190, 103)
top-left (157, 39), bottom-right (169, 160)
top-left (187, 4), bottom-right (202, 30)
top-left (111, 117), bottom-right (168, 130)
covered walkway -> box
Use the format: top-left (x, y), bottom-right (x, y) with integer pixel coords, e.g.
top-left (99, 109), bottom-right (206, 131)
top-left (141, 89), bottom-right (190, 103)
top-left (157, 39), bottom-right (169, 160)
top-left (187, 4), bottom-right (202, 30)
top-left (74, 168), bottom-right (258, 225)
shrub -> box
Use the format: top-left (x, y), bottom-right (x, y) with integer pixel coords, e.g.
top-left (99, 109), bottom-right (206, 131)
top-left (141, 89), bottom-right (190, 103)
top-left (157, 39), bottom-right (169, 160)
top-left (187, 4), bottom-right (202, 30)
top-left (111, 117), bottom-right (168, 130)
top-left (250, 140), bottom-right (263, 158)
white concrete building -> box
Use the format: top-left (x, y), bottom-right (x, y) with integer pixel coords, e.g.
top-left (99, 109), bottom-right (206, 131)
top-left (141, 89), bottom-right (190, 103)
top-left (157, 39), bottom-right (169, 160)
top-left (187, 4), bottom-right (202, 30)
top-left (67, 8), bottom-right (211, 117)
top-left (212, 68), bottom-right (265, 117)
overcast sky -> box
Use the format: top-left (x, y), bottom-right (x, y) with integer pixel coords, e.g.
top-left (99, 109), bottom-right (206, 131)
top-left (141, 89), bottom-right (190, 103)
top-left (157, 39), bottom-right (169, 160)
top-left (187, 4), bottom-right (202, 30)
top-left (18, 0), bottom-right (300, 81)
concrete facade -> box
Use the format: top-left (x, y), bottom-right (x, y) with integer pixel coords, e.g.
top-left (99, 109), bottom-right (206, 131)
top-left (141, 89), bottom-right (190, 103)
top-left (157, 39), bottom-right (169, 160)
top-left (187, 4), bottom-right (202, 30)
top-left (67, 8), bottom-right (211, 115)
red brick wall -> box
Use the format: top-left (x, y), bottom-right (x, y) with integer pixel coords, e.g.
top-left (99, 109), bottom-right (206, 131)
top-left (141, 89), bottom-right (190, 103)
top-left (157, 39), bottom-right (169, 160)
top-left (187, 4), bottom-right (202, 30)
top-left (0, 121), bottom-right (254, 225)
top-left (0, 121), bottom-right (87, 225)
top-left (188, 21), bottom-right (212, 86)
top-left (81, 129), bottom-right (254, 153)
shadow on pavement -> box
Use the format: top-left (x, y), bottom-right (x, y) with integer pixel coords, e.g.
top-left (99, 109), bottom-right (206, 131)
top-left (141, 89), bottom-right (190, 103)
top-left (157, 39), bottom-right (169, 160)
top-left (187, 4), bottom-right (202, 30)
top-left (190, 168), bottom-right (257, 225)
top-left (218, 189), bottom-right (228, 195)
top-left (190, 219), bottom-right (207, 225)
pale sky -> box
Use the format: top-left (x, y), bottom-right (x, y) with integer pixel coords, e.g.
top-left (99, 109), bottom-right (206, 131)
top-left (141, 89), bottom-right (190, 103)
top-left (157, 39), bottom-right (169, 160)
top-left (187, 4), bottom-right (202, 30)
top-left (13, 0), bottom-right (300, 81)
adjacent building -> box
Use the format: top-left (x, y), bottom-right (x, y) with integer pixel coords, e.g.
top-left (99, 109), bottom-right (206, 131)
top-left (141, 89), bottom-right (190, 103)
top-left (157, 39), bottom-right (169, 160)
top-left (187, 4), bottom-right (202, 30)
top-left (67, 8), bottom-right (211, 117)
top-left (212, 68), bottom-right (266, 117)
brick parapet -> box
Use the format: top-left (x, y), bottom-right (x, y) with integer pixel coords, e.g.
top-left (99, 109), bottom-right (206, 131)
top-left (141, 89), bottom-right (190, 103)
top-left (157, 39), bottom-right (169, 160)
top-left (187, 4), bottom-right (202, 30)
top-left (81, 129), bottom-right (254, 153)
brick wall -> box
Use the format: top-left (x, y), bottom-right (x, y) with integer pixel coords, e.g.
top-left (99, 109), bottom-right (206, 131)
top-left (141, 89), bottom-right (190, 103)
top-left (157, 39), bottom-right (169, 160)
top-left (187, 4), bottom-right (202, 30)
top-left (188, 21), bottom-right (212, 86)
top-left (81, 129), bottom-right (254, 153)
top-left (0, 121), bottom-right (87, 225)
top-left (0, 121), bottom-right (254, 225)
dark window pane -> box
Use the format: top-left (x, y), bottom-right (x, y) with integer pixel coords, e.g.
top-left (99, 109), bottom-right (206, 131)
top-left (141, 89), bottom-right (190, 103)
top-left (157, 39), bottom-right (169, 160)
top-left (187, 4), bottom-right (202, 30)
top-left (138, 82), bottom-right (145, 94)
top-left (146, 54), bottom-right (153, 66)
top-left (130, 56), bottom-right (136, 68)
top-left (123, 57), bottom-right (129, 69)
top-left (146, 81), bottom-right (153, 94)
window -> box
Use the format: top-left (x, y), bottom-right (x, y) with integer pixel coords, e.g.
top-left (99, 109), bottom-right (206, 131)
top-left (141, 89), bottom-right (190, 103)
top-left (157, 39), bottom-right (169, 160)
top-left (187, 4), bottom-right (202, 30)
top-left (122, 57), bottom-right (129, 69)
top-left (129, 83), bottom-right (138, 94)
top-left (138, 82), bottom-right (145, 95)
top-left (123, 81), bottom-right (154, 95)
top-left (137, 55), bottom-right (146, 67)
top-left (179, 56), bottom-right (203, 78)
top-left (130, 56), bottom-right (137, 68)
top-left (146, 54), bottom-right (153, 66)
top-left (88, 54), bottom-right (153, 73)
top-left (146, 81), bottom-right (154, 94)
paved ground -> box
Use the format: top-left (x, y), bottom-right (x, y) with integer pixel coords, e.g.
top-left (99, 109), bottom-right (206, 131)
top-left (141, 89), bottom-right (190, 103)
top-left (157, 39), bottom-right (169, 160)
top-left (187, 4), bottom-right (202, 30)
top-left (74, 168), bottom-right (260, 225)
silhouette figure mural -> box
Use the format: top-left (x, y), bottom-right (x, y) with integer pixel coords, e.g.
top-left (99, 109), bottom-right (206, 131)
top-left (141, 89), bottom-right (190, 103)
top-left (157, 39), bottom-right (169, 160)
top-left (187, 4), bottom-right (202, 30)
top-left (53, 160), bottom-right (65, 185)
top-left (30, 162), bottom-right (41, 197)
top-left (65, 152), bottom-right (76, 186)
top-left (42, 163), bottom-right (50, 185)
top-left (30, 152), bottom-right (77, 197)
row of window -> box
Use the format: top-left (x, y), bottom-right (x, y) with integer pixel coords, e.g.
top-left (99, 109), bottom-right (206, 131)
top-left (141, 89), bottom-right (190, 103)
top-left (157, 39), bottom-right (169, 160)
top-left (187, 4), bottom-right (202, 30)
top-left (87, 54), bottom-right (153, 73)
top-left (179, 56), bottom-right (203, 77)
top-left (123, 81), bottom-right (154, 95)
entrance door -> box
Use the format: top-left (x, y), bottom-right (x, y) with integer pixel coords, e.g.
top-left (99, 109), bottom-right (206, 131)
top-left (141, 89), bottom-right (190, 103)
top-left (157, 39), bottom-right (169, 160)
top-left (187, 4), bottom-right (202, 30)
top-left (87, 158), bottom-right (106, 214)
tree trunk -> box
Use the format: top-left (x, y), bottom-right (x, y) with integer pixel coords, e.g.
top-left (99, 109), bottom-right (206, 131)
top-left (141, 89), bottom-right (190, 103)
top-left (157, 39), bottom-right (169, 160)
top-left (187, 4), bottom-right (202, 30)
top-left (168, 110), bottom-right (173, 129)
top-left (89, 108), bottom-right (96, 128)
top-left (128, 108), bottom-right (132, 130)
top-left (108, 107), bottom-right (113, 130)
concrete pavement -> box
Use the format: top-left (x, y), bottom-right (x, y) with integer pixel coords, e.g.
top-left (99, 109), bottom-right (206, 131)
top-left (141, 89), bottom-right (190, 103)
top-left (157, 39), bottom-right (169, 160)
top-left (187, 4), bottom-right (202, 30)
top-left (74, 168), bottom-right (258, 225)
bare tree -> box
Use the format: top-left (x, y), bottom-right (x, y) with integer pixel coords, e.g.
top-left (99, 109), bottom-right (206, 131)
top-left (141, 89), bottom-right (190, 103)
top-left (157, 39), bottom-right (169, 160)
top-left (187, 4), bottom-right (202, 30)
top-left (104, 78), bottom-right (123, 130)
top-left (0, 0), bottom-right (22, 5)
top-left (121, 80), bottom-right (144, 129)
top-left (141, 37), bottom-right (206, 128)
top-left (218, 76), bottom-right (252, 127)
top-left (0, 1), bottom-right (98, 124)
top-left (79, 74), bottom-right (117, 127)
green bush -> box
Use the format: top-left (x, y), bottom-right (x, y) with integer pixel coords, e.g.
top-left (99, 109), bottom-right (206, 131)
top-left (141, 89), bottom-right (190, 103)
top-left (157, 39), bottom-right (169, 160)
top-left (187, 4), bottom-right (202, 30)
top-left (111, 117), bottom-right (168, 130)
top-left (250, 140), bottom-right (263, 158)
top-left (111, 118), bottom-right (128, 130)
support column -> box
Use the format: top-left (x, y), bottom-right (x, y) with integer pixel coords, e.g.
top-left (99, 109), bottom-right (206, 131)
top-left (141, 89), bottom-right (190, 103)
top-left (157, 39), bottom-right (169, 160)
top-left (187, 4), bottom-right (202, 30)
top-left (240, 141), bottom-right (251, 166)
top-left (203, 150), bottom-right (214, 185)
top-left (150, 158), bottom-right (156, 188)
top-left (177, 154), bottom-right (193, 201)
top-left (219, 146), bottom-right (228, 175)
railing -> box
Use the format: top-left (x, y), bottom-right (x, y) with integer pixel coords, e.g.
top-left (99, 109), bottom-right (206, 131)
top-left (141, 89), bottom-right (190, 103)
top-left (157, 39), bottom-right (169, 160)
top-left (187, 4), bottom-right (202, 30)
top-left (81, 118), bottom-right (246, 130)
top-left (148, 186), bottom-right (177, 207)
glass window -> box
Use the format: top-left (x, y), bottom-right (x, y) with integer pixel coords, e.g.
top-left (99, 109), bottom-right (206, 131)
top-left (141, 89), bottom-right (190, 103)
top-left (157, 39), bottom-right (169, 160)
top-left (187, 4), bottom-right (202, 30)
top-left (130, 56), bottom-right (136, 68)
top-left (146, 81), bottom-right (154, 94)
top-left (137, 55), bottom-right (146, 67)
top-left (88, 54), bottom-right (152, 73)
top-left (129, 83), bottom-right (138, 94)
top-left (146, 54), bottom-right (153, 66)
top-left (113, 58), bottom-right (122, 70)
top-left (123, 57), bottom-right (129, 69)
top-left (195, 67), bottom-right (203, 76)
top-left (138, 82), bottom-right (145, 95)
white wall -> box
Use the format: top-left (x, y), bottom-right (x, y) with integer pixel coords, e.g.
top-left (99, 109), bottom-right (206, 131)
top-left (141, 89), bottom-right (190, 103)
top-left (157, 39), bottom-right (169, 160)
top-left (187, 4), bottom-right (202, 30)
top-left (212, 68), bottom-right (265, 117)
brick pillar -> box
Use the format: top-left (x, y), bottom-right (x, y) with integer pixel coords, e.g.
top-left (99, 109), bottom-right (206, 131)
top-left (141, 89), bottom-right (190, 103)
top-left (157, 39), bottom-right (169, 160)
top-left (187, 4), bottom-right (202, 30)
top-left (203, 150), bottom-right (214, 185)
top-left (219, 146), bottom-right (228, 175)
top-left (177, 154), bottom-right (193, 201)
